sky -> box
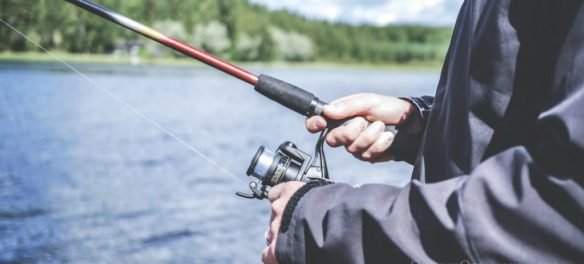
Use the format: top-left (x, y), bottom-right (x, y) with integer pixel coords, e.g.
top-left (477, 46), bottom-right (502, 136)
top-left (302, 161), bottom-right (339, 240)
top-left (249, 0), bottom-right (465, 26)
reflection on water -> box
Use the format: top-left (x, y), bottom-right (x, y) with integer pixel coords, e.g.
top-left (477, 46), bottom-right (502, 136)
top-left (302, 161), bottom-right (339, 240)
top-left (0, 62), bottom-right (438, 263)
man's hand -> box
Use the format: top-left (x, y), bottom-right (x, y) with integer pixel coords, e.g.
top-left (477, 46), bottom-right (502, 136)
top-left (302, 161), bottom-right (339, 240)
top-left (262, 182), bottom-right (306, 264)
top-left (306, 93), bottom-right (414, 163)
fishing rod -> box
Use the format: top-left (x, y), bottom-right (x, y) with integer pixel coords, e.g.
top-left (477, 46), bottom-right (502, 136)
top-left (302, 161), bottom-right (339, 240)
top-left (65, 0), bottom-right (394, 199)
top-left (65, 0), bottom-right (334, 121)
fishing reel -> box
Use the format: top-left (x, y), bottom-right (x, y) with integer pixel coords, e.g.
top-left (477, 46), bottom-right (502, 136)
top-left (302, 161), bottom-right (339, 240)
top-left (237, 131), bottom-right (331, 200)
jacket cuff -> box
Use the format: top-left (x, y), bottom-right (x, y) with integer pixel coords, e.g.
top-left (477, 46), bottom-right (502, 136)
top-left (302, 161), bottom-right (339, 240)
top-left (280, 180), bottom-right (332, 233)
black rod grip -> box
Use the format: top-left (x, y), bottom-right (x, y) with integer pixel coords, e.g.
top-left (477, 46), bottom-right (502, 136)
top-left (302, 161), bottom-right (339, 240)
top-left (254, 74), bottom-right (317, 116)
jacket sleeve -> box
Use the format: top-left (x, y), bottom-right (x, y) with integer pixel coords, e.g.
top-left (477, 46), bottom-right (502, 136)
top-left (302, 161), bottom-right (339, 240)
top-left (275, 41), bottom-right (584, 264)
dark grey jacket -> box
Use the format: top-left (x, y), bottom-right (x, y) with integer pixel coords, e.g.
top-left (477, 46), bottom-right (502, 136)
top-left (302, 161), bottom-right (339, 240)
top-left (275, 1), bottom-right (584, 263)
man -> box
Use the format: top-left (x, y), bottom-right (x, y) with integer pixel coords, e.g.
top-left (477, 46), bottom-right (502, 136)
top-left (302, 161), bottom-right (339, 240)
top-left (263, 0), bottom-right (584, 263)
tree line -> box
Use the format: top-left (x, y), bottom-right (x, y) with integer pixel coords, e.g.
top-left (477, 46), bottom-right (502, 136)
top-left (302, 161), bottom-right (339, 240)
top-left (0, 0), bottom-right (453, 64)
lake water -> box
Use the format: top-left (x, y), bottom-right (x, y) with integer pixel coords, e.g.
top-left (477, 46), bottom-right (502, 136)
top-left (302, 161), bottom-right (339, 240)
top-left (0, 62), bottom-right (438, 263)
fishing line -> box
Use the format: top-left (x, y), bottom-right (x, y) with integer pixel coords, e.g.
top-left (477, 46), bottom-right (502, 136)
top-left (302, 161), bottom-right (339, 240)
top-left (0, 18), bottom-right (243, 182)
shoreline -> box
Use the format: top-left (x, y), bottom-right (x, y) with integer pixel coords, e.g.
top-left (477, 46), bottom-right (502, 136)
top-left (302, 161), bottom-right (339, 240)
top-left (0, 52), bottom-right (442, 72)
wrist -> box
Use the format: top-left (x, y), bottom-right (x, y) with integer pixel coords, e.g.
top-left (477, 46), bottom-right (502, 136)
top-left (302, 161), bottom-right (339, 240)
top-left (398, 97), bottom-right (423, 134)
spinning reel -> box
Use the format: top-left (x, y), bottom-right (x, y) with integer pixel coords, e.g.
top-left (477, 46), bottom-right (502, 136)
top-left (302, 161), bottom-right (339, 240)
top-left (236, 131), bottom-right (331, 200)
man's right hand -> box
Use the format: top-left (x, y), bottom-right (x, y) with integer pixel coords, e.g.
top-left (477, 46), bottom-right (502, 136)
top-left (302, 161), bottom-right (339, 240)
top-left (306, 93), bottom-right (415, 163)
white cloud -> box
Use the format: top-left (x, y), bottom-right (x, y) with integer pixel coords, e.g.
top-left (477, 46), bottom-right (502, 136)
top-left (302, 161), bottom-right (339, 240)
top-left (249, 0), bottom-right (464, 26)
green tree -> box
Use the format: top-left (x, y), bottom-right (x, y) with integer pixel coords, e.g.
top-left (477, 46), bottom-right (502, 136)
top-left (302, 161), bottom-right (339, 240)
top-left (0, 0), bottom-right (452, 64)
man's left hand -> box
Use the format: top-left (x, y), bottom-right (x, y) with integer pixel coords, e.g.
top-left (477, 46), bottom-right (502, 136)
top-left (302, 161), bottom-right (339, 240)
top-left (262, 182), bottom-right (306, 264)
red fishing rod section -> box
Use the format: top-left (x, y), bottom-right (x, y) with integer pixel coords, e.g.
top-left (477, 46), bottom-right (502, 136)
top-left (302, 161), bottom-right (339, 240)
top-left (165, 37), bottom-right (258, 85)
top-left (64, 0), bottom-right (258, 85)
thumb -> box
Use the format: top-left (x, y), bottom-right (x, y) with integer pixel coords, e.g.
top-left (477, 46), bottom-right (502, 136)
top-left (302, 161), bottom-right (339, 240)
top-left (323, 94), bottom-right (374, 120)
top-left (267, 184), bottom-right (284, 202)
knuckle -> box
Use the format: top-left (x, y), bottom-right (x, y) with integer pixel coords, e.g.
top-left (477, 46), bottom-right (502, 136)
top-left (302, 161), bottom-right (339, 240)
top-left (306, 119), bottom-right (323, 133)
top-left (361, 153), bottom-right (372, 160)
top-left (344, 127), bottom-right (361, 142)
top-left (383, 133), bottom-right (395, 146)
top-left (371, 140), bottom-right (389, 154)
top-left (271, 201), bottom-right (283, 215)
top-left (387, 132), bottom-right (395, 142)
top-left (346, 145), bottom-right (358, 153)
top-left (368, 146), bottom-right (383, 156)
top-left (352, 127), bottom-right (382, 153)
top-left (362, 152), bottom-right (373, 159)
top-left (354, 116), bottom-right (367, 126)
top-left (349, 139), bottom-right (367, 153)
top-left (326, 134), bottom-right (338, 147)
top-left (267, 185), bottom-right (282, 201)
top-left (367, 146), bottom-right (386, 158)
top-left (362, 131), bottom-right (378, 144)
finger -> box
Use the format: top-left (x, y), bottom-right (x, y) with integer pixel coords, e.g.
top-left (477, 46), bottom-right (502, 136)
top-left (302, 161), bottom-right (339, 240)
top-left (265, 224), bottom-right (276, 247)
top-left (264, 228), bottom-right (274, 246)
top-left (269, 216), bottom-right (281, 241)
top-left (362, 131), bottom-right (395, 160)
top-left (269, 201), bottom-right (279, 222)
top-left (326, 117), bottom-right (367, 147)
top-left (347, 121), bottom-right (385, 154)
top-left (267, 184), bottom-right (284, 202)
top-left (262, 244), bottom-right (278, 264)
top-left (305, 116), bottom-right (327, 133)
top-left (323, 93), bottom-right (376, 120)
top-left (270, 200), bottom-right (285, 219)
top-left (262, 247), bottom-right (269, 263)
